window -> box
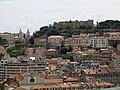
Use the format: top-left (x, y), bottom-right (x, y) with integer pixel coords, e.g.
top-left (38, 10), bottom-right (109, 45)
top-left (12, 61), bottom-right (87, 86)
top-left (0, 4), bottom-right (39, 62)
top-left (30, 78), bottom-right (35, 82)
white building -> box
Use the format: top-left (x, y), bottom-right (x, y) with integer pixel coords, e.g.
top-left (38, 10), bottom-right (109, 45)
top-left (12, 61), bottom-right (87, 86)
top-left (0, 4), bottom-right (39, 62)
top-left (64, 34), bottom-right (93, 50)
top-left (90, 36), bottom-right (108, 48)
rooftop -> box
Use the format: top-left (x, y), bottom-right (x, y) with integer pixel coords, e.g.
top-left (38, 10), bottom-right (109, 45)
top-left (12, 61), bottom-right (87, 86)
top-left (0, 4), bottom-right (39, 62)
top-left (48, 36), bottom-right (64, 38)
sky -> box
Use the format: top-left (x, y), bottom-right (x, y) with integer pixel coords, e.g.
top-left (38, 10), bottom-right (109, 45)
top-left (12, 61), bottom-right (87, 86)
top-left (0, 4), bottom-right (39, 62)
top-left (0, 0), bottom-right (120, 34)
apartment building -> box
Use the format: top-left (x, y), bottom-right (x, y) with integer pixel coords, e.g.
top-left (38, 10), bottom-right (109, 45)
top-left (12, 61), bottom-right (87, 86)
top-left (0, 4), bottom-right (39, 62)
top-left (90, 36), bottom-right (108, 48)
top-left (104, 32), bottom-right (120, 40)
top-left (74, 61), bottom-right (100, 73)
top-left (104, 32), bottom-right (120, 47)
top-left (30, 83), bottom-right (81, 90)
top-left (65, 34), bottom-right (108, 49)
top-left (93, 49), bottom-right (112, 65)
top-left (0, 63), bottom-right (46, 81)
top-left (82, 67), bottom-right (120, 84)
top-left (34, 38), bottom-right (46, 47)
top-left (0, 65), bottom-right (5, 80)
top-left (48, 36), bottom-right (64, 48)
top-left (26, 47), bottom-right (46, 63)
top-left (64, 34), bottom-right (93, 50)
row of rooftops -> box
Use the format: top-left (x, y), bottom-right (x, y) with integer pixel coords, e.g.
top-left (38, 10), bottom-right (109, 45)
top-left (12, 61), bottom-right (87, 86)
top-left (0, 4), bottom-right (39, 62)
top-left (32, 83), bottom-right (81, 89)
top-left (83, 67), bottom-right (120, 75)
top-left (1, 63), bottom-right (46, 66)
top-left (47, 32), bottom-right (120, 38)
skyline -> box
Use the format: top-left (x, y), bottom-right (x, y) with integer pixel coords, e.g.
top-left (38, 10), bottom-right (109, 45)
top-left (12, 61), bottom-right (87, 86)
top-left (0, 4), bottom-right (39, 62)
top-left (0, 0), bottom-right (120, 34)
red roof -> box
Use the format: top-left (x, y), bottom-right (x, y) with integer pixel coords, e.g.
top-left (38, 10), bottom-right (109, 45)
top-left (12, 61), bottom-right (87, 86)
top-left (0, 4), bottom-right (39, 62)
top-left (20, 48), bottom-right (26, 51)
top-left (0, 47), bottom-right (5, 50)
top-left (63, 78), bottom-right (80, 82)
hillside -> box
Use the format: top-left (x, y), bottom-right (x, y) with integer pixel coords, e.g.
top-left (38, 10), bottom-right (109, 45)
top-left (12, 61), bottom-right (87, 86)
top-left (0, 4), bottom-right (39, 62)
top-left (33, 20), bottom-right (120, 38)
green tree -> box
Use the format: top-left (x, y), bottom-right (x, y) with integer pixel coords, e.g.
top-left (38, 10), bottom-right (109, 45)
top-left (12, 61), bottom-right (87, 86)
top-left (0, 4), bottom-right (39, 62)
top-left (47, 29), bottom-right (60, 37)
top-left (60, 46), bottom-right (72, 54)
top-left (0, 37), bottom-right (8, 45)
top-left (97, 20), bottom-right (120, 29)
top-left (14, 38), bottom-right (24, 44)
top-left (80, 55), bottom-right (94, 61)
top-left (62, 55), bottom-right (73, 61)
top-left (29, 37), bottom-right (34, 45)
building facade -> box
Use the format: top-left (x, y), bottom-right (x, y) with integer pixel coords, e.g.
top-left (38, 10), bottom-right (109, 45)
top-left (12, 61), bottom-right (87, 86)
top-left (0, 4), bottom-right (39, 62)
top-left (90, 36), bottom-right (108, 48)
top-left (48, 36), bottom-right (64, 48)
top-left (0, 63), bottom-right (46, 81)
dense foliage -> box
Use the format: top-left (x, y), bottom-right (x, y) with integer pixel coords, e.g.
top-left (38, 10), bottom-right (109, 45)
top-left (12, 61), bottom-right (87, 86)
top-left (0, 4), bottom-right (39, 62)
top-left (51, 54), bottom-right (73, 61)
top-left (80, 55), bottom-right (94, 61)
top-left (29, 36), bottom-right (34, 45)
top-left (60, 46), bottom-right (72, 54)
top-left (14, 38), bottom-right (25, 44)
top-left (0, 37), bottom-right (8, 45)
top-left (7, 44), bottom-right (26, 57)
top-left (97, 20), bottom-right (120, 29)
top-left (33, 26), bottom-right (49, 38)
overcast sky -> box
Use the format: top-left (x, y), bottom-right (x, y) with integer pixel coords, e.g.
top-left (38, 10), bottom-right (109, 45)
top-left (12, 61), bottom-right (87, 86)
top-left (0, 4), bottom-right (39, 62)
top-left (0, 0), bottom-right (120, 34)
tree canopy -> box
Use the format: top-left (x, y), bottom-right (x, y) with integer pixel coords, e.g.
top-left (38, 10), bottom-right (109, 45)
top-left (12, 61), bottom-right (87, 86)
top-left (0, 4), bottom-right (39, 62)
top-left (97, 20), bottom-right (120, 29)
top-left (0, 37), bottom-right (8, 45)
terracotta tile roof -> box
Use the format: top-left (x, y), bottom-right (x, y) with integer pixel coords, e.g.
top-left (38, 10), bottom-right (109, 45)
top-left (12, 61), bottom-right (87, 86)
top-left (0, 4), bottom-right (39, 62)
top-left (84, 68), bottom-right (109, 74)
top-left (87, 77), bottom-right (97, 84)
top-left (32, 85), bottom-right (61, 89)
top-left (115, 51), bottom-right (120, 56)
top-left (20, 48), bottom-right (26, 51)
top-left (63, 78), bottom-right (80, 82)
top-left (69, 62), bottom-right (79, 65)
top-left (15, 74), bottom-right (24, 82)
top-left (32, 83), bottom-right (81, 89)
top-left (48, 36), bottom-right (64, 38)
top-left (44, 79), bottom-right (63, 84)
top-left (69, 83), bottom-right (81, 87)
top-left (11, 50), bottom-right (17, 52)
top-left (47, 49), bottom-right (58, 52)
top-left (15, 88), bottom-right (26, 90)
top-left (4, 78), bottom-right (16, 87)
top-left (51, 58), bottom-right (61, 61)
top-left (0, 46), bottom-right (5, 50)
top-left (0, 81), bottom-right (3, 85)
top-left (59, 84), bottom-right (70, 88)
top-left (107, 68), bottom-right (120, 73)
